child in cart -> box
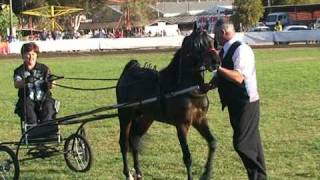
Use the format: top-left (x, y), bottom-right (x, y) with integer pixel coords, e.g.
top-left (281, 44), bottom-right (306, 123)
top-left (13, 42), bottom-right (58, 137)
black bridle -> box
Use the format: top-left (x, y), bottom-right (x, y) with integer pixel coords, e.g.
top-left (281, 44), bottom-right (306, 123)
top-left (177, 47), bottom-right (215, 85)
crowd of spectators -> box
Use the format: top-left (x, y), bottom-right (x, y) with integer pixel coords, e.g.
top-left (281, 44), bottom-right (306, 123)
top-left (3, 26), bottom-right (176, 42)
top-left (0, 34), bottom-right (10, 55)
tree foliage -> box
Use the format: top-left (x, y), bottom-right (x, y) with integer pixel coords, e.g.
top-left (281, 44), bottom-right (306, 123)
top-left (233, 0), bottom-right (265, 31)
top-left (12, 0), bottom-right (158, 30)
top-left (0, 5), bottom-right (19, 37)
top-left (12, 0), bottom-right (46, 14)
top-left (126, 0), bottom-right (157, 26)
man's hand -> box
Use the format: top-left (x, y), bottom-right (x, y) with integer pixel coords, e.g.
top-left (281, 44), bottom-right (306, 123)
top-left (200, 83), bottom-right (213, 93)
top-left (209, 48), bottom-right (221, 71)
top-left (46, 80), bottom-right (55, 89)
top-left (209, 73), bottom-right (219, 89)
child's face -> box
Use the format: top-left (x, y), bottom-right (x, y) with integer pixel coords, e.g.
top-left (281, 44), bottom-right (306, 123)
top-left (23, 50), bottom-right (37, 69)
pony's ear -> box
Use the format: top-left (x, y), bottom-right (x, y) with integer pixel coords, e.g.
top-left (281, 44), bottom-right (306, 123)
top-left (193, 22), bottom-right (198, 32)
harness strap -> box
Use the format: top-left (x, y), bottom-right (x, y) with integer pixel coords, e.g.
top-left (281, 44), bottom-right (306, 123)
top-left (62, 77), bottom-right (118, 81)
top-left (52, 83), bottom-right (116, 91)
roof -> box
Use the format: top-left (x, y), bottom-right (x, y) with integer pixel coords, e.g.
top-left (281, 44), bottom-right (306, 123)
top-left (159, 15), bottom-right (198, 24)
top-left (89, 5), bottom-right (122, 22)
top-left (79, 21), bottom-right (121, 30)
top-left (265, 3), bottom-right (320, 9)
top-left (108, 5), bottom-right (122, 14)
top-left (264, 3), bottom-right (320, 12)
top-left (80, 1), bottom-right (234, 30)
top-left (151, 1), bottom-right (233, 17)
top-left (159, 14), bottom-right (229, 25)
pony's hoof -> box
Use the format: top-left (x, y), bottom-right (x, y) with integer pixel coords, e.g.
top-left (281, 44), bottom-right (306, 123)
top-left (134, 173), bottom-right (143, 180)
top-left (127, 173), bottom-right (134, 180)
top-left (199, 174), bottom-right (211, 180)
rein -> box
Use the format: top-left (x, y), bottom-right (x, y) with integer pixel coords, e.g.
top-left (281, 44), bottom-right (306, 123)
top-left (52, 83), bottom-right (117, 91)
top-left (60, 77), bottom-right (118, 81)
top-left (50, 74), bottom-right (159, 91)
top-left (48, 74), bottom-right (117, 91)
top-left (48, 74), bottom-right (118, 81)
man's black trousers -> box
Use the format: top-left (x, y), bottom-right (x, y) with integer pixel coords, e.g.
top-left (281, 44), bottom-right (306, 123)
top-left (227, 100), bottom-right (267, 180)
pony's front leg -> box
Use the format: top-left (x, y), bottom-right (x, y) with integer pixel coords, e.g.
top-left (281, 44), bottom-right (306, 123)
top-left (176, 125), bottom-right (193, 180)
top-left (194, 120), bottom-right (217, 180)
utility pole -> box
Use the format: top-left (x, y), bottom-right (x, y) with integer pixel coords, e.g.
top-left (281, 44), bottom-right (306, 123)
top-left (9, 0), bottom-right (13, 38)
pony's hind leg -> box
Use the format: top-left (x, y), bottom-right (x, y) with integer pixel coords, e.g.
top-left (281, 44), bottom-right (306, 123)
top-left (129, 118), bottom-right (153, 180)
top-left (119, 112), bottom-right (133, 179)
top-left (193, 119), bottom-right (217, 180)
top-left (176, 124), bottom-right (193, 180)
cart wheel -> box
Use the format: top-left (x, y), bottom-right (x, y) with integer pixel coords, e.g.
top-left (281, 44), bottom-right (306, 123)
top-left (63, 134), bottom-right (92, 172)
top-left (0, 145), bottom-right (19, 180)
top-left (79, 127), bottom-right (86, 138)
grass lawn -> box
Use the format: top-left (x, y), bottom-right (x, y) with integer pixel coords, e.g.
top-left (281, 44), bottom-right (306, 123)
top-left (0, 47), bottom-right (319, 179)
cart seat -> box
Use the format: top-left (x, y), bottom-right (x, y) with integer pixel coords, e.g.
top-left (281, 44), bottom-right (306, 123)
top-left (22, 99), bottom-right (61, 145)
top-left (23, 122), bottom-right (61, 145)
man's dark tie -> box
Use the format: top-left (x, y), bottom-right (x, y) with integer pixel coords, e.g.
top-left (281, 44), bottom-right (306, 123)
top-left (219, 48), bottom-right (224, 60)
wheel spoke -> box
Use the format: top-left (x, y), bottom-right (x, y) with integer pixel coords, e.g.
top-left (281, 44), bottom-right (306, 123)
top-left (1, 171), bottom-right (6, 179)
top-left (64, 134), bottom-right (92, 172)
top-left (0, 146), bottom-right (19, 180)
top-left (74, 139), bottom-right (85, 169)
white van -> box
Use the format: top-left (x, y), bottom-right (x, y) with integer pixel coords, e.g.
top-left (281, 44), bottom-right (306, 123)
top-left (266, 12), bottom-right (289, 27)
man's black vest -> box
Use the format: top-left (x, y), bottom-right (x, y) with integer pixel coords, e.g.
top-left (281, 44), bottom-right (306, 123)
top-left (218, 41), bottom-right (249, 110)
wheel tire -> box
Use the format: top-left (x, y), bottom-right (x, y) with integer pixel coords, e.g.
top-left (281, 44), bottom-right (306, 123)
top-left (0, 145), bottom-right (20, 180)
top-left (79, 127), bottom-right (86, 138)
top-left (63, 134), bottom-right (92, 172)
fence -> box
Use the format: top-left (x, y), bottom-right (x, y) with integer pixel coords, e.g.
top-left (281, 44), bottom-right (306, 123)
top-left (3, 30), bottom-right (320, 55)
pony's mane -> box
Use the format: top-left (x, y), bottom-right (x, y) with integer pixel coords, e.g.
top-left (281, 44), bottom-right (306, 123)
top-left (161, 48), bottom-right (181, 73)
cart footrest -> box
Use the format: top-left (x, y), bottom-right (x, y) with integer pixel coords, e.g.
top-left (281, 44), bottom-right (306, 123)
top-left (26, 134), bottom-right (61, 144)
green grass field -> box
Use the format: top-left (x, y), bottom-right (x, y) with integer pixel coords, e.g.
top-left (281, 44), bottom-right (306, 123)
top-left (0, 47), bottom-right (319, 179)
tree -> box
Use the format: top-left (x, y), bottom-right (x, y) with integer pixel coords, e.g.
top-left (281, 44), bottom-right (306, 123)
top-left (12, 0), bottom-right (46, 14)
top-left (126, 0), bottom-right (157, 27)
top-left (0, 5), bottom-right (19, 38)
top-left (8, 0), bottom-right (159, 32)
top-left (233, 0), bottom-right (265, 31)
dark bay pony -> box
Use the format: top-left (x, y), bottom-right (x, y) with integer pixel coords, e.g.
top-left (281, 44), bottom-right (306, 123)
top-left (116, 27), bottom-right (220, 180)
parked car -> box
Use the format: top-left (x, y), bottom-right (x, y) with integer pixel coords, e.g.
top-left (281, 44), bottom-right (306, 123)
top-left (250, 26), bottom-right (271, 32)
top-left (250, 22), bottom-right (271, 32)
top-left (283, 25), bottom-right (308, 31)
top-left (277, 25), bottom-right (310, 45)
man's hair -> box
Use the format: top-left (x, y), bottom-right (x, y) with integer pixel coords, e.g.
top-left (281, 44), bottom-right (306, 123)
top-left (215, 18), bottom-right (235, 32)
top-left (21, 42), bottom-right (39, 55)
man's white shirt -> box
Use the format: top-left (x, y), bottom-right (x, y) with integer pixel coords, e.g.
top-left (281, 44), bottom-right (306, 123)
top-left (221, 37), bottom-right (259, 102)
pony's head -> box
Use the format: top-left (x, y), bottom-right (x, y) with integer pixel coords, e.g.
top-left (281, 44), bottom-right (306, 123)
top-left (180, 23), bottom-right (220, 73)
top-left (178, 24), bottom-right (220, 84)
